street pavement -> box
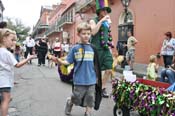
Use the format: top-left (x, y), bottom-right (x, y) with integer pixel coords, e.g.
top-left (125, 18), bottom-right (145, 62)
top-left (8, 59), bottom-right (139, 116)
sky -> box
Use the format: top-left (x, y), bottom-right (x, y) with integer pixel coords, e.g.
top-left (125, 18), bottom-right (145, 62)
top-left (2, 0), bottom-right (61, 29)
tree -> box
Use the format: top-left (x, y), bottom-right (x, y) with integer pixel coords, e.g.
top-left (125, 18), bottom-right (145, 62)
top-left (5, 17), bottom-right (31, 42)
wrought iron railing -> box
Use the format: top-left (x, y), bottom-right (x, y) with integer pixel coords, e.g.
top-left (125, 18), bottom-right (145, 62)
top-left (57, 10), bottom-right (74, 27)
top-left (45, 24), bottom-right (62, 36)
top-left (75, 0), bottom-right (93, 13)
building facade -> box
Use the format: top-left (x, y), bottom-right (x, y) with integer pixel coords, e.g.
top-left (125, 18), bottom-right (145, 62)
top-left (33, 0), bottom-right (175, 64)
top-left (32, 6), bottom-right (53, 39)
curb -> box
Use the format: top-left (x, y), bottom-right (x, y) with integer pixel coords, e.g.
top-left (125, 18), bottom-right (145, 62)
top-left (116, 67), bottom-right (146, 78)
top-left (115, 66), bottom-right (162, 81)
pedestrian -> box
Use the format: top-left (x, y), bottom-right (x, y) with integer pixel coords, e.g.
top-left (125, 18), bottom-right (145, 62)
top-left (35, 38), bottom-right (48, 66)
top-left (48, 22), bottom-right (101, 116)
top-left (0, 28), bottom-right (36, 116)
top-left (160, 32), bottom-right (175, 68)
top-left (62, 41), bottom-right (70, 54)
top-left (146, 55), bottom-right (159, 81)
top-left (23, 34), bottom-right (35, 64)
top-left (14, 43), bottom-right (21, 62)
top-left (125, 31), bottom-right (138, 70)
top-left (53, 38), bottom-right (61, 58)
top-left (89, 0), bottom-right (113, 98)
top-left (46, 40), bottom-right (54, 68)
top-left (21, 44), bottom-right (26, 59)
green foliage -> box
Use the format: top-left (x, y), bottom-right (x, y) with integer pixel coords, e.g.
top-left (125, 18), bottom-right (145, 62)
top-left (5, 17), bottom-right (31, 42)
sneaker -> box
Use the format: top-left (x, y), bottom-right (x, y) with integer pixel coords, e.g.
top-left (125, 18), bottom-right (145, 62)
top-left (102, 88), bottom-right (109, 98)
top-left (65, 97), bottom-right (73, 115)
top-left (84, 112), bottom-right (93, 116)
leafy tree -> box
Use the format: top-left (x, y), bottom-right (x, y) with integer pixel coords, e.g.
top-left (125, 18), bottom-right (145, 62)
top-left (5, 17), bottom-right (31, 42)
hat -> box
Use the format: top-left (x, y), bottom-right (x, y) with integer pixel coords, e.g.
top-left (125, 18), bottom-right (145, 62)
top-left (96, 0), bottom-right (111, 14)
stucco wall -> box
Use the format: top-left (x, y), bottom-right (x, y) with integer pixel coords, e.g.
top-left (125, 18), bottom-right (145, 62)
top-left (109, 0), bottom-right (175, 64)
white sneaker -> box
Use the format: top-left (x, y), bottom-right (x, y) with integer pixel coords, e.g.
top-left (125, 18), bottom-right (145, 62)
top-left (65, 97), bottom-right (73, 115)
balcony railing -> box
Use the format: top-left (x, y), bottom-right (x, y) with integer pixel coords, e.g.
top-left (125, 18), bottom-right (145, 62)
top-left (33, 21), bottom-right (49, 35)
top-left (38, 24), bottom-right (49, 29)
top-left (58, 17), bottom-right (73, 27)
top-left (57, 14), bottom-right (73, 27)
top-left (75, 0), bottom-right (95, 13)
top-left (45, 24), bottom-right (62, 36)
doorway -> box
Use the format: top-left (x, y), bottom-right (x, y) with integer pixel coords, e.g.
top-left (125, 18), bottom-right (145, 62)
top-left (117, 11), bottom-right (134, 56)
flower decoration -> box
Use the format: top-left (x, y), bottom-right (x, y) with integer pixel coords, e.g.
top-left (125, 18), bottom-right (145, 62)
top-left (112, 79), bottom-right (175, 115)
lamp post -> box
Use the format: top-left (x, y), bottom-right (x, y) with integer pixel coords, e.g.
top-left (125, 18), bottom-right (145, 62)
top-left (121, 0), bottom-right (131, 23)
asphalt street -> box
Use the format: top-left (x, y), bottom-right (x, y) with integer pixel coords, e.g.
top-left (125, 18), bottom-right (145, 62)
top-left (8, 59), bottom-right (139, 116)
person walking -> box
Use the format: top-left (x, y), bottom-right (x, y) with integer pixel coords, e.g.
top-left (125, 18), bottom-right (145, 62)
top-left (21, 43), bottom-right (26, 59)
top-left (14, 43), bottom-right (21, 62)
top-left (49, 22), bottom-right (101, 116)
top-left (53, 38), bottom-right (61, 58)
top-left (24, 34), bottom-right (35, 64)
top-left (0, 28), bottom-right (35, 116)
top-left (125, 31), bottom-right (138, 70)
top-left (62, 41), bottom-right (70, 54)
top-left (89, 0), bottom-right (113, 98)
top-left (36, 38), bottom-right (48, 66)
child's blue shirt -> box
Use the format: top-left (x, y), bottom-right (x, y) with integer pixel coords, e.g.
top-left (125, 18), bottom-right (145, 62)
top-left (66, 44), bottom-right (96, 85)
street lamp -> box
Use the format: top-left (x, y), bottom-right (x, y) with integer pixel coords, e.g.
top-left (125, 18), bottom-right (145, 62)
top-left (121, 0), bottom-right (131, 23)
top-left (121, 0), bottom-right (131, 8)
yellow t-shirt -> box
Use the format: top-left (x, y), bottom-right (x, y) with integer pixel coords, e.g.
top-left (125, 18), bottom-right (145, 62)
top-left (146, 63), bottom-right (157, 81)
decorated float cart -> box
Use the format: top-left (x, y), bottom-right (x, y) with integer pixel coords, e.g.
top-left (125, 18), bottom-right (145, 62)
top-left (112, 78), bottom-right (175, 116)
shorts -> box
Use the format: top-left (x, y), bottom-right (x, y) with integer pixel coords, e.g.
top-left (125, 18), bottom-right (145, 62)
top-left (126, 49), bottom-right (135, 62)
top-left (71, 85), bottom-right (95, 108)
top-left (98, 49), bottom-right (113, 71)
top-left (0, 87), bottom-right (11, 93)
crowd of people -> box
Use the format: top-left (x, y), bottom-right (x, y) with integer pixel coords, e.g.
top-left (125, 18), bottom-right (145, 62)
top-left (12, 35), bottom-right (71, 67)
